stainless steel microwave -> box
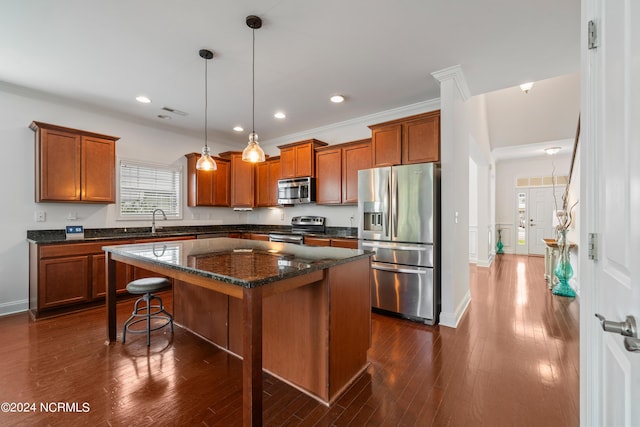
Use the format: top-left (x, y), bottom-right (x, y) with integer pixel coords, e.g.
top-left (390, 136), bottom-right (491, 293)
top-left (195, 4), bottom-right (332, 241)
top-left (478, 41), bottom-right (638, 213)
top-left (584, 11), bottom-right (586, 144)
top-left (277, 177), bottom-right (315, 204)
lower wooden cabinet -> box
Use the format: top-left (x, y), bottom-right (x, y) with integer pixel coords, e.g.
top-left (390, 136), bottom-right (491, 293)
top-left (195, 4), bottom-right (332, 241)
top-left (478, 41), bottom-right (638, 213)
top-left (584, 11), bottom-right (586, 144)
top-left (304, 236), bottom-right (359, 249)
top-left (29, 235), bottom-right (195, 318)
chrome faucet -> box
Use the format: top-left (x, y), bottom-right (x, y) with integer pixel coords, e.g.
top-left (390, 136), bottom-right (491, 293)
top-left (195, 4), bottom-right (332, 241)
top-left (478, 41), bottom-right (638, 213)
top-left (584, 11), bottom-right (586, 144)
top-left (151, 208), bottom-right (167, 233)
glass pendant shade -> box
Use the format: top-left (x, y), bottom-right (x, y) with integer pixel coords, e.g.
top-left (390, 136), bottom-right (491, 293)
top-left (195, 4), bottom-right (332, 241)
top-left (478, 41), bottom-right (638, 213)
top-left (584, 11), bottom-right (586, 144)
top-left (242, 131), bottom-right (265, 163)
top-left (195, 48), bottom-right (217, 171)
top-left (196, 145), bottom-right (217, 171)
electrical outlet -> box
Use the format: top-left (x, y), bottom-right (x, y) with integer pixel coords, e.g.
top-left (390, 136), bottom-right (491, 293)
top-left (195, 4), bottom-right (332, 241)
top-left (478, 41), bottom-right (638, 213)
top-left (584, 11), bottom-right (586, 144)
top-left (35, 211), bottom-right (46, 222)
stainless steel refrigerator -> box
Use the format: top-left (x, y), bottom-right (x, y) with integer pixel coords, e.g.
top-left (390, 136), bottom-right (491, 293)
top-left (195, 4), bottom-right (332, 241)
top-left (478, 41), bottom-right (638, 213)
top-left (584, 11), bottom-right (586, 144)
top-left (358, 163), bottom-right (440, 324)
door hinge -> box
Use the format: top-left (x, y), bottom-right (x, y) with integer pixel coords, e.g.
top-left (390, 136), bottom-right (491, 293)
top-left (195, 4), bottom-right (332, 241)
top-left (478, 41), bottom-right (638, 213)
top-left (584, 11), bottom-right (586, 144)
top-left (588, 20), bottom-right (598, 49)
top-left (588, 233), bottom-right (598, 260)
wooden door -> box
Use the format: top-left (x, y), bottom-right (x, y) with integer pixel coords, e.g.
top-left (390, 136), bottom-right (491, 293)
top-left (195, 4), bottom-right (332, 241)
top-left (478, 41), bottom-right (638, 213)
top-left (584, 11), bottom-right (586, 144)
top-left (315, 148), bottom-right (342, 204)
top-left (402, 113), bottom-right (440, 164)
top-left (82, 136), bottom-right (116, 202)
top-left (212, 159), bottom-right (230, 207)
top-left (38, 128), bottom-right (81, 202)
top-left (92, 254), bottom-right (130, 298)
top-left (280, 147), bottom-right (295, 178)
top-left (294, 143), bottom-right (313, 177)
top-left (268, 159), bottom-right (281, 206)
top-left (371, 124), bottom-right (402, 167)
top-left (39, 256), bottom-right (90, 308)
top-left (342, 140), bottom-right (371, 204)
top-left (255, 162), bottom-right (271, 207)
top-left (582, 1), bottom-right (640, 425)
top-left (230, 154), bottom-right (254, 207)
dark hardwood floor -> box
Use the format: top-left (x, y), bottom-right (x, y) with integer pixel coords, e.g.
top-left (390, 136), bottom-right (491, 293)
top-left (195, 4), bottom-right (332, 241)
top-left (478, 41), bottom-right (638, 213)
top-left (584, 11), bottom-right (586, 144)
top-left (0, 255), bottom-right (579, 426)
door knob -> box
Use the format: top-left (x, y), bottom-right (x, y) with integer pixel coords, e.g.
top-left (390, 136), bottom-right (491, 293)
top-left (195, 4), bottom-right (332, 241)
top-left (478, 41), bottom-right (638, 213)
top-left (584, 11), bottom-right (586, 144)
top-left (595, 313), bottom-right (637, 337)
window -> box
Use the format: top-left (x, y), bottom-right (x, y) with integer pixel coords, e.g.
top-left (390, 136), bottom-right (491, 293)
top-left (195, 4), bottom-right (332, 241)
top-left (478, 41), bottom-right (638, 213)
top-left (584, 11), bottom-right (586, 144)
top-left (118, 160), bottom-right (182, 219)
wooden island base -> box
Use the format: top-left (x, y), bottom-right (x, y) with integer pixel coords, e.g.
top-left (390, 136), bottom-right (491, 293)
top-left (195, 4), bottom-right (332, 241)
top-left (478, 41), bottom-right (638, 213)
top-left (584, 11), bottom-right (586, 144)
top-left (173, 257), bottom-right (371, 404)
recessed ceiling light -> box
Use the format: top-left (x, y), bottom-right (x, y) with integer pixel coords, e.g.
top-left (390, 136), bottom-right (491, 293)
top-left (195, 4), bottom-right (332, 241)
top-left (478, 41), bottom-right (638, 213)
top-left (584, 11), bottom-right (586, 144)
top-left (519, 82), bottom-right (534, 93)
top-left (544, 147), bottom-right (561, 155)
top-left (136, 95), bottom-right (152, 104)
top-left (274, 112), bottom-right (286, 119)
top-left (330, 95), bottom-right (345, 103)
top-left (233, 126), bottom-right (244, 132)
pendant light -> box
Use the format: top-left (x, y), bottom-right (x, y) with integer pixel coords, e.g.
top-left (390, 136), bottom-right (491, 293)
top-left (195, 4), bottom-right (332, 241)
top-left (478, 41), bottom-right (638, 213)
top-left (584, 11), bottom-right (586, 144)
top-left (242, 15), bottom-right (266, 163)
top-left (196, 49), bottom-right (217, 171)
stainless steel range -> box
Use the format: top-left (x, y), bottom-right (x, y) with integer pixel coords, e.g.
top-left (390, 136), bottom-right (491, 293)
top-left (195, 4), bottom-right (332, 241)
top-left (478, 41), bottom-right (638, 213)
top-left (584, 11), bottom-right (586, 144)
top-left (268, 216), bottom-right (326, 245)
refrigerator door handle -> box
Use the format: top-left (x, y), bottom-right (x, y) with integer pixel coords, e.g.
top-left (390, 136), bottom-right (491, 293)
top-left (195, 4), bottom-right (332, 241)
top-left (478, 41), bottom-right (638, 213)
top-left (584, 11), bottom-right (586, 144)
top-left (372, 261), bottom-right (428, 275)
top-left (386, 175), bottom-right (392, 238)
top-left (362, 241), bottom-right (429, 251)
top-left (392, 169), bottom-right (398, 238)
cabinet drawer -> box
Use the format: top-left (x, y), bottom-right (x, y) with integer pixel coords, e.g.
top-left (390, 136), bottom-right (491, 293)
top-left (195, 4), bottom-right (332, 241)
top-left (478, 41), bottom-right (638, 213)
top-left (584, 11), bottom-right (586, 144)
top-left (40, 240), bottom-right (132, 258)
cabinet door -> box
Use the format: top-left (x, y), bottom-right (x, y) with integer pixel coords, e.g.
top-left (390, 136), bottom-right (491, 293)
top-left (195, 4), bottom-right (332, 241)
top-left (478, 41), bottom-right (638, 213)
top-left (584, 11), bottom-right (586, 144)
top-left (230, 154), bottom-right (254, 207)
top-left (212, 160), bottom-right (231, 207)
top-left (304, 236), bottom-right (331, 247)
top-left (402, 115), bottom-right (440, 164)
top-left (280, 147), bottom-right (296, 178)
top-left (331, 238), bottom-right (359, 249)
top-left (316, 148), bottom-right (342, 205)
top-left (38, 128), bottom-right (81, 202)
top-left (186, 153), bottom-right (213, 206)
top-left (39, 256), bottom-right (90, 309)
top-left (92, 254), bottom-right (130, 298)
top-left (294, 144), bottom-right (314, 177)
top-left (82, 136), bottom-right (116, 202)
top-left (342, 141), bottom-right (372, 204)
top-left (269, 160), bottom-right (281, 206)
top-left (372, 124), bottom-right (402, 167)
top-left (254, 162), bottom-right (271, 207)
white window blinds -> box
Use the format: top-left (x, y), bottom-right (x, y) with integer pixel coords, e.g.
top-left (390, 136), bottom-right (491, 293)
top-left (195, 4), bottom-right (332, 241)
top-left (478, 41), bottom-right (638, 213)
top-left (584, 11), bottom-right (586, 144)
top-left (119, 160), bottom-right (181, 219)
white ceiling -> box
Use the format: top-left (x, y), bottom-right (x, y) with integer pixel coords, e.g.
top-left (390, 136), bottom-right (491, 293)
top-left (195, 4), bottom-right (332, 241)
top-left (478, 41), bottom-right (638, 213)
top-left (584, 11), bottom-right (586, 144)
top-left (0, 0), bottom-right (581, 152)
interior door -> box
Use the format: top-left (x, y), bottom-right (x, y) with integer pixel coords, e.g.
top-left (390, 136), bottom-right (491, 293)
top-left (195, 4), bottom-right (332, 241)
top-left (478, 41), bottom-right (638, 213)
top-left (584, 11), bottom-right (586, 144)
top-left (528, 187), bottom-right (563, 256)
top-left (582, 0), bottom-right (640, 425)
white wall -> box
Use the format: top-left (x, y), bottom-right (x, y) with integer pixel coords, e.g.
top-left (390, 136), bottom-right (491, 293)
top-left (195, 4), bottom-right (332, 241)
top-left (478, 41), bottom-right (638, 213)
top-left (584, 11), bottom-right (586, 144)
top-left (0, 84), bottom-right (441, 315)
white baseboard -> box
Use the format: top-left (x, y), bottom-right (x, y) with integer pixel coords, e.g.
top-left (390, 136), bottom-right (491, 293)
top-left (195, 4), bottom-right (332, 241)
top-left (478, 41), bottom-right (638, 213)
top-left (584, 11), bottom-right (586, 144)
top-left (439, 289), bottom-right (471, 328)
top-left (476, 255), bottom-right (494, 268)
top-left (0, 299), bottom-right (28, 317)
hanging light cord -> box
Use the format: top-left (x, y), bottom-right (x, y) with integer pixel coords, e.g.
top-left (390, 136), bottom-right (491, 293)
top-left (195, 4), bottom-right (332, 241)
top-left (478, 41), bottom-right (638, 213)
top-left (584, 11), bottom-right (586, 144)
top-left (251, 27), bottom-right (255, 135)
top-left (204, 55), bottom-right (209, 149)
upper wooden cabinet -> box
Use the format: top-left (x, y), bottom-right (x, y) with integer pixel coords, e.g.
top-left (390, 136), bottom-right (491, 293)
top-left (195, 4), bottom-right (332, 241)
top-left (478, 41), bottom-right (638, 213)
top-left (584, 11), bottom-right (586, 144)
top-left (315, 139), bottom-right (371, 205)
top-left (30, 121), bottom-right (119, 203)
top-left (185, 153), bottom-right (230, 207)
top-left (220, 151), bottom-right (254, 208)
top-left (255, 157), bottom-right (281, 207)
top-left (369, 111), bottom-right (440, 167)
top-left (278, 139), bottom-right (328, 178)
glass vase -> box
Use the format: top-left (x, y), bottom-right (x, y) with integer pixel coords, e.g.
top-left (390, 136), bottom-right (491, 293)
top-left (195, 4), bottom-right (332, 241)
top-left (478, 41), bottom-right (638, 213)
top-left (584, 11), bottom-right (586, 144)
top-left (552, 229), bottom-right (576, 297)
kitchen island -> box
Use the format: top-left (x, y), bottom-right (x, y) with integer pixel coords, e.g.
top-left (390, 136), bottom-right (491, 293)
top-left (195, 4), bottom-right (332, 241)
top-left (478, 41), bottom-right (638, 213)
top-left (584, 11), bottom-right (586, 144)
top-left (103, 237), bottom-right (371, 426)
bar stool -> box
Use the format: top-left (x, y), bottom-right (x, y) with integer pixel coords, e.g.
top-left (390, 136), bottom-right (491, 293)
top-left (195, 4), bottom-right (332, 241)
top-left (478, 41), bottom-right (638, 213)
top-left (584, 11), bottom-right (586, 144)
top-left (122, 277), bottom-right (174, 346)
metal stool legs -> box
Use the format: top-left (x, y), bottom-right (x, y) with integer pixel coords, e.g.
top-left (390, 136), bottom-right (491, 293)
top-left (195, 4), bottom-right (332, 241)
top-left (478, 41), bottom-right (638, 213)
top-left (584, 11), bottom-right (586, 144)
top-left (122, 292), bottom-right (174, 346)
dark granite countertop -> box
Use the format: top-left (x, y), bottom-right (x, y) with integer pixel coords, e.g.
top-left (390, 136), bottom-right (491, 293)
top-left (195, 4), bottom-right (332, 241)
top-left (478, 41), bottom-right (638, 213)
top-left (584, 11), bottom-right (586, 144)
top-left (103, 237), bottom-right (369, 288)
top-left (27, 225), bottom-right (358, 244)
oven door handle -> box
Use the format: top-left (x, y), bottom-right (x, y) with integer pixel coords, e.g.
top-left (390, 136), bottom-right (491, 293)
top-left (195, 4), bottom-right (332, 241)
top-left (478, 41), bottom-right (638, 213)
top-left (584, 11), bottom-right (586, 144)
top-left (362, 241), bottom-right (429, 251)
top-left (371, 261), bottom-right (428, 275)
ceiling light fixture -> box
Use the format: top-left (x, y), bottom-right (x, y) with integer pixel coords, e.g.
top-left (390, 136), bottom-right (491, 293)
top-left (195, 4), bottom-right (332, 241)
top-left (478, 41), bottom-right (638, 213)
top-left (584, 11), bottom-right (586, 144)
top-left (136, 95), bottom-right (151, 104)
top-left (274, 112), bottom-right (286, 119)
top-left (519, 82), bottom-right (534, 94)
top-left (195, 49), bottom-right (217, 171)
top-left (330, 95), bottom-right (345, 103)
top-left (544, 147), bottom-right (561, 155)
top-left (233, 126), bottom-right (244, 132)
top-left (242, 15), bottom-right (266, 163)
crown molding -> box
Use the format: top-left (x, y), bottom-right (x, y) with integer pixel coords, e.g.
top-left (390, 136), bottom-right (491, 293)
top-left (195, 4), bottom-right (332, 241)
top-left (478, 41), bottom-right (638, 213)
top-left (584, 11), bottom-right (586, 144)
top-left (263, 98), bottom-right (441, 147)
top-left (431, 64), bottom-right (472, 102)
top-left (491, 138), bottom-right (574, 161)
